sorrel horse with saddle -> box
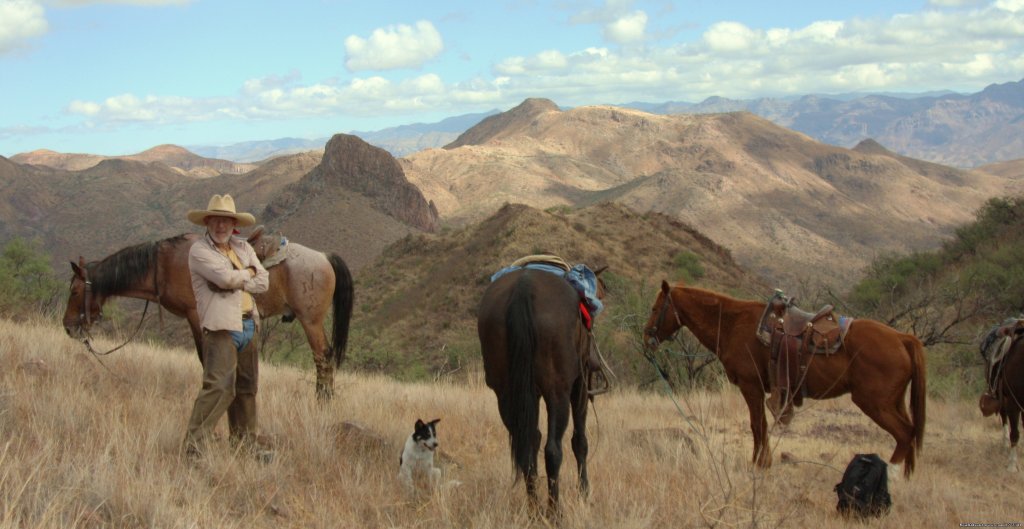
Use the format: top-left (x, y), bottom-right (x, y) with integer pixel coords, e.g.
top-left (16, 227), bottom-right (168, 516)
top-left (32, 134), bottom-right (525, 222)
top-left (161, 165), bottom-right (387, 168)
top-left (642, 280), bottom-right (926, 477)
top-left (62, 227), bottom-right (353, 400)
top-left (478, 257), bottom-right (607, 511)
top-left (978, 317), bottom-right (1024, 472)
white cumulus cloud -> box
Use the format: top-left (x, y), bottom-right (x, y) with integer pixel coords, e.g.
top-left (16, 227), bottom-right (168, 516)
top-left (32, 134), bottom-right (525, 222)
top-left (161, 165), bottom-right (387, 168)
top-left (43, 0), bottom-right (1024, 139)
top-left (604, 10), bottom-right (647, 44)
top-left (0, 0), bottom-right (48, 53)
top-left (995, 0), bottom-right (1024, 11)
top-left (703, 21), bottom-right (761, 52)
top-left (344, 20), bottom-right (444, 71)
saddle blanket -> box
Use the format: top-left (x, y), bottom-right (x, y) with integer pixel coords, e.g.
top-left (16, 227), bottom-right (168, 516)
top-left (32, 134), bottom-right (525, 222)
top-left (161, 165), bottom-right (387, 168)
top-left (490, 260), bottom-right (604, 317)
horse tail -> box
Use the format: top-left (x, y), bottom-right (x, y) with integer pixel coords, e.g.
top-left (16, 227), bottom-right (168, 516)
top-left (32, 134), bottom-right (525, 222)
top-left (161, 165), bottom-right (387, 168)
top-left (903, 333), bottom-right (927, 472)
top-left (505, 273), bottom-right (538, 481)
top-left (327, 253), bottom-right (354, 368)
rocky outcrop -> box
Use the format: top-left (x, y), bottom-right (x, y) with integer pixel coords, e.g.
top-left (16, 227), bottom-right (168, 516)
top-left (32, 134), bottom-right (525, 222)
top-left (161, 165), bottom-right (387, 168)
top-left (306, 134), bottom-right (439, 232)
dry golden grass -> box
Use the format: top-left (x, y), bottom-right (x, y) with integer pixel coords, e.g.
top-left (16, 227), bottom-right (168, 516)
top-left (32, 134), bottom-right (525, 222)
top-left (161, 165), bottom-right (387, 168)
top-left (1, 317), bottom-right (1021, 528)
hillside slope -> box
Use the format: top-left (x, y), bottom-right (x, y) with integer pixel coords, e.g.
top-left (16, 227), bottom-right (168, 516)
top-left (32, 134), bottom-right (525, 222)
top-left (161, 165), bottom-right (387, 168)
top-left (349, 201), bottom-right (765, 377)
top-left (402, 100), bottom-right (1023, 285)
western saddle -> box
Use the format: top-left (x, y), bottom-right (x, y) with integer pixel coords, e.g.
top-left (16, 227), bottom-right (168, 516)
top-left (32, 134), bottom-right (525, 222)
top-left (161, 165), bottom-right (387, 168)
top-left (980, 317), bottom-right (1024, 415)
top-left (757, 290), bottom-right (851, 420)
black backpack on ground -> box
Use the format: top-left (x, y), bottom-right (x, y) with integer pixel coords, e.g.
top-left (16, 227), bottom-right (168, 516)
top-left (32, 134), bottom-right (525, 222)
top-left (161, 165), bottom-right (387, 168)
top-left (834, 453), bottom-right (892, 518)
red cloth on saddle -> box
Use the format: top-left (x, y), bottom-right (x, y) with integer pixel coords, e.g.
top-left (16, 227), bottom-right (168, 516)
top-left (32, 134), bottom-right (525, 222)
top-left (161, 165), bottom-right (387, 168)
top-left (579, 302), bottom-right (592, 330)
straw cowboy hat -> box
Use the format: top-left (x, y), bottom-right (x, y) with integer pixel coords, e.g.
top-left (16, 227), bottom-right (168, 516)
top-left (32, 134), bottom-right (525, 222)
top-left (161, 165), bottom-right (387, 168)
top-left (187, 194), bottom-right (256, 227)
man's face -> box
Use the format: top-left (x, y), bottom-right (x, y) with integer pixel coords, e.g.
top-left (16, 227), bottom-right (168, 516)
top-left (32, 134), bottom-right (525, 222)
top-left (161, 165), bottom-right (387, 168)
top-left (205, 215), bottom-right (237, 244)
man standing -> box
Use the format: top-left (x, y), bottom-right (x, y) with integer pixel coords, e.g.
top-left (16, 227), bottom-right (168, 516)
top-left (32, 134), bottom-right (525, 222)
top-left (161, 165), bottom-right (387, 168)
top-left (183, 194), bottom-right (271, 460)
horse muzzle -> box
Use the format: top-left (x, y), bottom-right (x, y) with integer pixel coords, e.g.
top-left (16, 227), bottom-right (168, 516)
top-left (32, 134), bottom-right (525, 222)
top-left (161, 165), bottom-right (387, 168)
top-left (63, 323), bottom-right (84, 339)
top-left (642, 330), bottom-right (661, 352)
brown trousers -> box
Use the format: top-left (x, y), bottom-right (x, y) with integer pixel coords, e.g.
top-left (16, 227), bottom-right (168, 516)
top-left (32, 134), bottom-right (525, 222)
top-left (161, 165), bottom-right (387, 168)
top-left (183, 329), bottom-right (259, 451)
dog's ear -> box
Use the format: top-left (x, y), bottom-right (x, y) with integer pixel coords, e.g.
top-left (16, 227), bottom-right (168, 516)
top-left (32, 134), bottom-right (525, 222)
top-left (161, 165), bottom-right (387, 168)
top-left (429, 418), bottom-right (441, 426)
top-left (415, 418), bottom-right (425, 429)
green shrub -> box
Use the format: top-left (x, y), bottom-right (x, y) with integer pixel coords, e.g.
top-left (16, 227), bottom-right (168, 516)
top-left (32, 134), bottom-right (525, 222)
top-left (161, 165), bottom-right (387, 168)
top-left (0, 237), bottom-right (62, 317)
top-left (672, 250), bottom-right (705, 283)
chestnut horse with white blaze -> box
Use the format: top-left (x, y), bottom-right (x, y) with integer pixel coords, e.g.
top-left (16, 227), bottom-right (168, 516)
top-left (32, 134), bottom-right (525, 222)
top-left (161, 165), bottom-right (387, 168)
top-left (62, 228), bottom-right (353, 400)
top-left (642, 280), bottom-right (926, 477)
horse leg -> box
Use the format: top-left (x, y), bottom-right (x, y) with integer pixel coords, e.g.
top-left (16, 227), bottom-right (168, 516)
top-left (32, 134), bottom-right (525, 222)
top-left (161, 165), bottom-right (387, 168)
top-left (740, 385), bottom-right (771, 468)
top-left (299, 318), bottom-right (333, 400)
top-left (1007, 407), bottom-right (1020, 472)
top-left (570, 376), bottom-right (590, 497)
top-left (544, 393), bottom-right (570, 512)
top-left (527, 423), bottom-right (541, 504)
top-left (852, 393), bottom-right (915, 479)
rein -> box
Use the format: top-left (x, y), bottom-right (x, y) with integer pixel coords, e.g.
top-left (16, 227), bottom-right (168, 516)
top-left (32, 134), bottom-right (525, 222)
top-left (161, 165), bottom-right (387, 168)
top-left (81, 300), bottom-right (151, 356)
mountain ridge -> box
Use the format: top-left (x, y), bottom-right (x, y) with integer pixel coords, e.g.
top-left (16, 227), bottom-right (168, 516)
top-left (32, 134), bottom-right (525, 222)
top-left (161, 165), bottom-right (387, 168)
top-left (402, 100), bottom-right (1024, 285)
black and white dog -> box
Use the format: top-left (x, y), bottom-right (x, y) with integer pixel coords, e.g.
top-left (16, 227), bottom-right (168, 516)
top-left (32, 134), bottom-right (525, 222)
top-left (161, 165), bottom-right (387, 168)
top-left (398, 418), bottom-right (442, 493)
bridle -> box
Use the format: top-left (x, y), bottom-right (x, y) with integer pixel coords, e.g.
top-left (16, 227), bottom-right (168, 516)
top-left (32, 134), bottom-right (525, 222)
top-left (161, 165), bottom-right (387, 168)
top-left (79, 266), bottom-right (94, 328)
top-left (73, 261), bottom-right (153, 357)
top-left (644, 287), bottom-right (683, 348)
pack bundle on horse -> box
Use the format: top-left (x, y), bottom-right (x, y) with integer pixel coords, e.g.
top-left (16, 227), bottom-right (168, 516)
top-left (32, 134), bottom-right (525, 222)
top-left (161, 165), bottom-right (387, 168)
top-left (478, 255), bottom-right (608, 511)
top-left (62, 228), bottom-right (353, 400)
top-left (642, 280), bottom-right (926, 477)
top-left (978, 317), bottom-right (1024, 472)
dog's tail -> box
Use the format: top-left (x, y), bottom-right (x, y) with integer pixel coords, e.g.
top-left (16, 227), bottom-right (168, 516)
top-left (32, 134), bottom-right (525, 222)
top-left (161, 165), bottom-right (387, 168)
top-left (504, 273), bottom-right (538, 483)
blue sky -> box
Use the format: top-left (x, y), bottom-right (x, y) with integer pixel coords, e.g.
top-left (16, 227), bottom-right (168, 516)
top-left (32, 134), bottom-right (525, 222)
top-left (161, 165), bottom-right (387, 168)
top-left (2, 0), bottom-right (1023, 156)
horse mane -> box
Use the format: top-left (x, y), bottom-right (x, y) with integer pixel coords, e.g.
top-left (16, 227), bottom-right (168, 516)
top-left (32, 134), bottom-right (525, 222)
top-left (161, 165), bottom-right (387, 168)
top-left (677, 284), bottom-right (764, 311)
top-left (88, 234), bottom-right (190, 296)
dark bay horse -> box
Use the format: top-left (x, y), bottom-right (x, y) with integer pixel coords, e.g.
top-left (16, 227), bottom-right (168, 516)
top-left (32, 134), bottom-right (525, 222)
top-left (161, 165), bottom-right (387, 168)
top-left (62, 228), bottom-right (353, 399)
top-left (478, 266), bottom-right (605, 510)
top-left (642, 280), bottom-right (926, 477)
top-left (979, 321), bottom-right (1024, 472)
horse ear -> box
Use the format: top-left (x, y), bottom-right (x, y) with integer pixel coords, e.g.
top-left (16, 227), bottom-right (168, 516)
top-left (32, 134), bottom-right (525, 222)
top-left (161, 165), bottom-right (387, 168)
top-left (661, 279), bottom-right (671, 293)
top-left (247, 225), bottom-right (265, 244)
top-left (72, 256), bottom-right (89, 278)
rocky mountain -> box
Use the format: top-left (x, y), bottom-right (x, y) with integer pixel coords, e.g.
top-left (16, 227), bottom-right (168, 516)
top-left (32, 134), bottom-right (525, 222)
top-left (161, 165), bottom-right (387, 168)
top-left (402, 99), bottom-right (1024, 286)
top-left (11, 144), bottom-right (258, 176)
top-left (0, 136), bottom-right (432, 272)
top-left (259, 134), bottom-right (439, 269)
top-left (630, 79), bottom-right (1024, 168)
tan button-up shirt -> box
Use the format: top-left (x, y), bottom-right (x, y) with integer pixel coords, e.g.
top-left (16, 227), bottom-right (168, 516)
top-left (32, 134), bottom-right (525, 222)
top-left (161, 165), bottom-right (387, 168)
top-left (189, 233), bottom-right (269, 332)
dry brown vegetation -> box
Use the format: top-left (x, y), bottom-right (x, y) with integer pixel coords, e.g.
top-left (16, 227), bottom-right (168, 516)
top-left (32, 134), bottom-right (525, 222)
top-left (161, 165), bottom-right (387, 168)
top-left (1, 317), bottom-right (1021, 529)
